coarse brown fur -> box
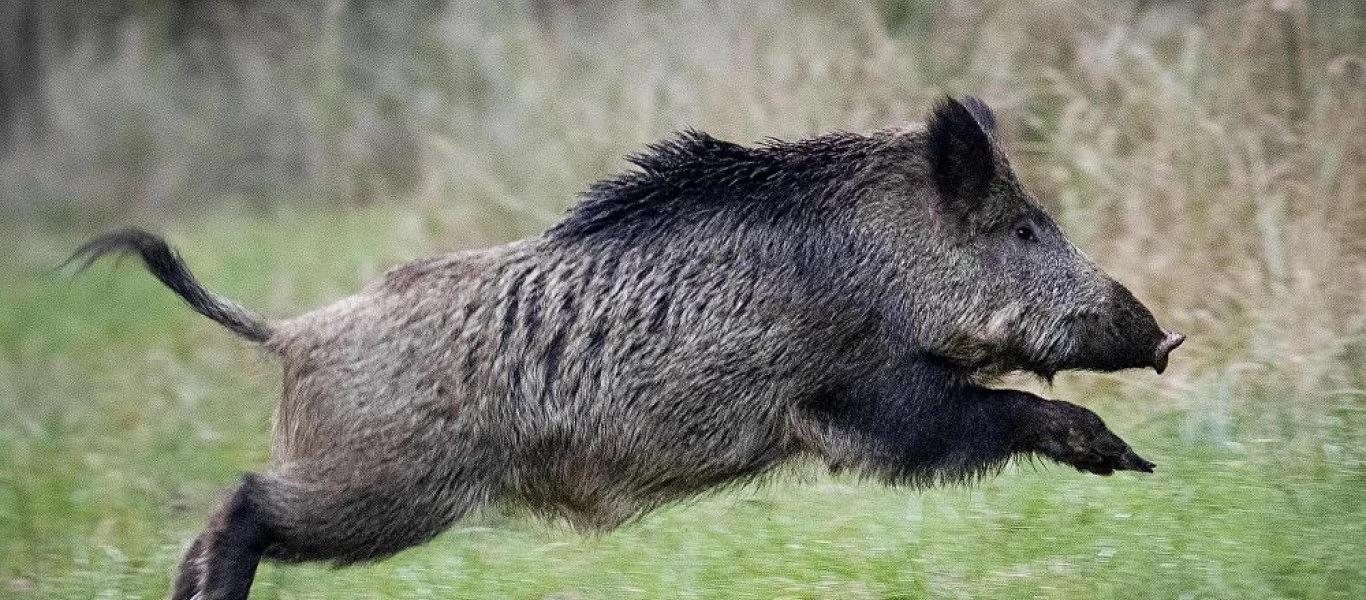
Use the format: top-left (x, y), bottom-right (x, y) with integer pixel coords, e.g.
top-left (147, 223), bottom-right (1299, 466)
top-left (69, 97), bottom-right (1182, 599)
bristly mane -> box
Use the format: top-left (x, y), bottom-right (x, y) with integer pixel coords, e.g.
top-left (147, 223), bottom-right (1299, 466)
top-left (546, 129), bottom-right (878, 242)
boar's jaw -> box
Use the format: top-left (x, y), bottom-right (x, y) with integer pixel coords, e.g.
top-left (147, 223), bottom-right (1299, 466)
top-left (1062, 327), bottom-right (1185, 374)
top-left (928, 304), bottom-right (1184, 378)
top-left (919, 308), bottom-right (1077, 381)
top-left (1044, 307), bottom-right (1183, 375)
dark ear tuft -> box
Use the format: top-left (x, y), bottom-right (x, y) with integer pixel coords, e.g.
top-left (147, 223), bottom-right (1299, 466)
top-left (927, 96), bottom-right (997, 207)
top-left (960, 96), bottom-right (998, 139)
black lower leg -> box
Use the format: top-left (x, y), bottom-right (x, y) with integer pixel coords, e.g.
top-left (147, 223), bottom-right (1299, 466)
top-left (1012, 396), bottom-right (1156, 475)
top-left (179, 474), bottom-right (274, 600)
top-left (802, 361), bottom-right (1153, 481)
top-left (877, 385), bottom-right (1155, 477)
top-left (801, 367), bottom-right (1038, 482)
top-left (170, 535), bottom-right (207, 600)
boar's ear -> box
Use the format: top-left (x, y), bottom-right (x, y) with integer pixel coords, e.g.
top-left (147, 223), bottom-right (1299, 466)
top-left (927, 96), bottom-right (999, 222)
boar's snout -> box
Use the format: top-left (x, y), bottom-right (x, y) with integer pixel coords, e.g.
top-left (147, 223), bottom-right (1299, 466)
top-left (1103, 281), bottom-right (1185, 375)
top-left (1151, 331), bottom-right (1185, 374)
top-left (1103, 281), bottom-right (1184, 375)
top-left (1056, 281), bottom-right (1183, 375)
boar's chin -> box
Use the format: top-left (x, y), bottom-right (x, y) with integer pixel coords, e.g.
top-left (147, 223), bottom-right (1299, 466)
top-left (1029, 296), bottom-right (1181, 374)
top-left (1048, 330), bottom-right (1181, 374)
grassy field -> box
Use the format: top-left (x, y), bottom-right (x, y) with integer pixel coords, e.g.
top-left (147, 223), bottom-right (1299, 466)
top-left (3, 0), bottom-right (1366, 598)
top-left (1, 209), bottom-right (1363, 599)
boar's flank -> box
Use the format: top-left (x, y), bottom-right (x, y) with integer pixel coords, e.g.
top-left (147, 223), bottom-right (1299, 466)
top-left (69, 97), bottom-right (1182, 600)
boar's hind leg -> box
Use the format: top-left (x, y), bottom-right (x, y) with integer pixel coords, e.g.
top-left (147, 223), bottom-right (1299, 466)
top-left (171, 474), bottom-right (272, 600)
top-left (172, 468), bottom-right (484, 599)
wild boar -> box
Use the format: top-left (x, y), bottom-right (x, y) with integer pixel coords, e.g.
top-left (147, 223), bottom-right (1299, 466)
top-left (69, 96), bottom-right (1183, 600)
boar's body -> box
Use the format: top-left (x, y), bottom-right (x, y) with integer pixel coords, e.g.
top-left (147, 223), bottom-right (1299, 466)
top-left (70, 98), bottom-right (1182, 599)
top-left (268, 133), bottom-right (889, 544)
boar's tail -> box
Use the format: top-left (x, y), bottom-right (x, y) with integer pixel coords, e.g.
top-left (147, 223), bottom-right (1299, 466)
top-left (65, 228), bottom-right (275, 345)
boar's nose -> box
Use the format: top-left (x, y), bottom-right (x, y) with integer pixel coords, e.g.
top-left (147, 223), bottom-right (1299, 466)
top-left (1152, 332), bottom-right (1185, 374)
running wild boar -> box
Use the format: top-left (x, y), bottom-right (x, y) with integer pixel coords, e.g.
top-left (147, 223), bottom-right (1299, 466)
top-left (70, 97), bottom-right (1183, 599)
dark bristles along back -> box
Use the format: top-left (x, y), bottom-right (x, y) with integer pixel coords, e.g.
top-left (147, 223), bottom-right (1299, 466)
top-left (547, 129), bottom-right (879, 242)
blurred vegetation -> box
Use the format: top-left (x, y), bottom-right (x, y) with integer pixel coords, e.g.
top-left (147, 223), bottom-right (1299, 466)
top-left (2, 0), bottom-right (1366, 598)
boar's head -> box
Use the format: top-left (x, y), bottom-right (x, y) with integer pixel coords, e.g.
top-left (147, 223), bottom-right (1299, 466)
top-left (862, 97), bottom-right (1183, 379)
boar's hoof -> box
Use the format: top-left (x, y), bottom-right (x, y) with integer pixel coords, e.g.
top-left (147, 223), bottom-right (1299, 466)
top-left (1031, 401), bottom-right (1156, 476)
top-left (1116, 448), bottom-right (1156, 474)
top-left (1064, 445), bottom-right (1156, 477)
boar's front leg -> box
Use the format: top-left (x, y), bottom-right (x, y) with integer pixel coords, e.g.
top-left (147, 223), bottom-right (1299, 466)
top-left (1012, 396), bottom-right (1155, 476)
top-left (795, 363), bottom-right (1153, 481)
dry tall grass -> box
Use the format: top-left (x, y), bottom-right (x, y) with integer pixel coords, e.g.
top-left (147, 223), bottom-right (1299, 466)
top-left (3, 0), bottom-right (1365, 417)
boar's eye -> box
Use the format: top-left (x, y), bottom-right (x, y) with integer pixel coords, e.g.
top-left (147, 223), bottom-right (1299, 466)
top-left (1014, 225), bottom-right (1036, 242)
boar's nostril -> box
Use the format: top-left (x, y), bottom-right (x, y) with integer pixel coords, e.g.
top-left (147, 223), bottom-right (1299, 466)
top-left (1152, 332), bottom-right (1185, 374)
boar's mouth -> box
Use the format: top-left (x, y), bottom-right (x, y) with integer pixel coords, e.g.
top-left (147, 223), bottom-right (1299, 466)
top-left (1023, 308), bottom-right (1185, 376)
top-left (937, 301), bottom-right (1184, 378)
top-left (1048, 281), bottom-right (1185, 375)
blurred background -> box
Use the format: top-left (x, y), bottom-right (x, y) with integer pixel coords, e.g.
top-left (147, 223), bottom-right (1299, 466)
top-left (2, 0), bottom-right (1365, 598)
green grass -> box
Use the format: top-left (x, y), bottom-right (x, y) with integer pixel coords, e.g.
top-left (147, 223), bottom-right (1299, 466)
top-left (2, 209), bottom-right (1363, 599)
